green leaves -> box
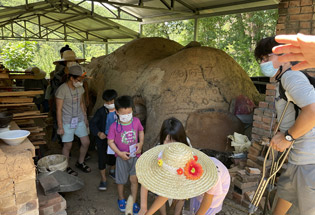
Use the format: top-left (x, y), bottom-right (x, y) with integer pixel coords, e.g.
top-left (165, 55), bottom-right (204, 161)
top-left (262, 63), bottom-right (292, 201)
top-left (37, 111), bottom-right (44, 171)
top-left (1, 41), bottom-right (37, 71)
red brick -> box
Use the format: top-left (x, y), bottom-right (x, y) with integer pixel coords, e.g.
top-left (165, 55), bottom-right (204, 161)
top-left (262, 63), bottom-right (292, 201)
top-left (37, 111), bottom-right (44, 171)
top-left (268, 103), bottom-right (275, 109)
top-left (259, 101), bottom-right (269, 108)
top-left (263, 130), bottom-right (272, 137)
top-left (265, 95), bottom-right (275, 102)
top-left (279, 2), bottom-right (289, 9)
top-left (299, 29), bottom-right (311, 34)
top-left (276, 29), bottom-right (286, 35)
top-left (247, 153), bottom-right (258, 162)
top-left (279, 8), bottom-right (288, 15)
top-left (253, 121), bottom-right (263, 128)
top-left (262, 123), bottom-right (272, 130)
top-left (300, 21), bottom-right (311, 28)
top-left (288, 7), bottom-right (300, 14)
top-left (290, 14), bottom-right (313, 21)
top-left (252, 127), bottom-right (264, 136)
top-left (232, 192), bottom-right (243, 204)
top-left (252, 142), bottom-right (263, 151)
top-left (248, 146), bottom-right (261, 156)
top-left (301, 6), bottom-right (313, 13)
top-left (301, 0), bottom-right (312, 6)
top-left (266, 89), bottom-right (276, 96)
top-left (277, 15), bottom-right (287, 24)
top-left (262, 116), bottom-right (271, 124)
top-left (247, 159), bottom-right (261, 170)
top-left (276, 24), bottom-right (285, 30)
top-left (234, 179), bottom-right (258, 190)
top-left (251, 134), bottom-right (261, 141)
top-left (289, 1), bottom-right (300, 7)
top-left (253, 115), bottom-right (262, 122)
top-left (288, 21), bottom-right (299, 29)
top-left (264, 109), bottom-right (276, 117)
top-left (254, 108), bottom-right (264, 116)
top-left (266, 83), bottom-right (276, 90)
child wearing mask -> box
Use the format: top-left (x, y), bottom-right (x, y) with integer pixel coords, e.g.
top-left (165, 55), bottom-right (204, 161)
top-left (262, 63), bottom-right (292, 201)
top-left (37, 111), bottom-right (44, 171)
top-left (90, 89), bottom-right (118, 191)
top-left (139, 117), bottom-right (191, 215)
top-left (107, 96), bottom-right (144, 214)
top-left (136, 142), bottom-right (231, 215)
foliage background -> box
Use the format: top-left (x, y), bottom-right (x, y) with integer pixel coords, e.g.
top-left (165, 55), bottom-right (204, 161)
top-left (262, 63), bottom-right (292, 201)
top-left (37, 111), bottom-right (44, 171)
top-left (0, 0), bottom-right (277, 76)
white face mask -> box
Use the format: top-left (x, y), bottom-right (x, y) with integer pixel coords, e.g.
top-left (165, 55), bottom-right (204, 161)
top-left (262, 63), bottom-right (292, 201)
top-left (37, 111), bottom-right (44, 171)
top-left (104, 103), bottom-right (115, 110)
top-left (73, 81), bottom-right (83, 88)
top-left (119, 113), bottom-right (132, 123)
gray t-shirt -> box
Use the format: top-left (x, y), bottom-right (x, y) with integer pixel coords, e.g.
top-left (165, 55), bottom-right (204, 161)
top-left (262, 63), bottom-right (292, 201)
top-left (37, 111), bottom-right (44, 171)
top-left (275, 70), bottom-right (315, 165)
top-left (55, 83), bottom-right (85, 125)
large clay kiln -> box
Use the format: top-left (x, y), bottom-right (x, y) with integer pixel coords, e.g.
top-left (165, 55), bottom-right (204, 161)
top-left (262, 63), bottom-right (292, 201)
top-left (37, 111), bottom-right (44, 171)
top-left (86, 37), bottom-right (260, 151)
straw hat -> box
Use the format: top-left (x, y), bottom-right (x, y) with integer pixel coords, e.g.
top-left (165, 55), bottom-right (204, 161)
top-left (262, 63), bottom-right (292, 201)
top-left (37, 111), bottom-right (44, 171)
top-left (25, 67), bottom-right (46, 79)
top-left (136, 143), bottom-right (218, 199)
top-left (53, 50), bottom-right (85, 65)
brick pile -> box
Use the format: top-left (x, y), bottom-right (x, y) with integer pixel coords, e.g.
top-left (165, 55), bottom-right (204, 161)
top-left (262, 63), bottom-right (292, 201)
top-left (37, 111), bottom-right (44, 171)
top-left (37, 185), bottom-right (66, 215)
top-left (251, 82), bottom-right (277, 142)
top-left (0, 128), bottom-right (38, 215)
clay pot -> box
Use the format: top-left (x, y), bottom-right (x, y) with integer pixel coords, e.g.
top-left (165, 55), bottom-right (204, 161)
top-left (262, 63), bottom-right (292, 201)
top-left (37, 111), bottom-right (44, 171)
top-left (0, 111), bottom-right (13, 128)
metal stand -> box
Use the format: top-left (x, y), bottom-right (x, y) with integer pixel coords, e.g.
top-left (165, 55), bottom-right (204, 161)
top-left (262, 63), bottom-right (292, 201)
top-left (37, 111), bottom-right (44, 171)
top-left (248, 96), bottom-right (295, 215)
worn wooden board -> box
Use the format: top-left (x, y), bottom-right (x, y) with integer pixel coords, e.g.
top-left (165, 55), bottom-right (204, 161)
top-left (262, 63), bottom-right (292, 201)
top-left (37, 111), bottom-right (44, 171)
top-left (186, 109), bottom-right (244, 152)
top-left (0, 73), bottom-right (9, 79)
top-left (13, 111), bottom-right (40, 117)
top-left (15, 119), bottom-right (35, 126)
top-left (14, 114), bottom-right (47, 120)
top-left (0, 90), bottom-right (43, 97)
top-left (0, 97), bottom-right (33, 103)
top-left (0, 103), bottom-right (35, 107)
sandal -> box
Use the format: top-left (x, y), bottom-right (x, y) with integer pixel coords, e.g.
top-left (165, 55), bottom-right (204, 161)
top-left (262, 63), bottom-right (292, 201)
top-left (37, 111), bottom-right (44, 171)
top-left (75, 161), bottom-right (91, 173)
top-left (66, 167), bottom-right (78, 176)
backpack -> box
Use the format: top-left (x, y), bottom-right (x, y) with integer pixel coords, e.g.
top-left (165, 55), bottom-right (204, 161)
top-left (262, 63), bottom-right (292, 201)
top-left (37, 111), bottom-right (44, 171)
top-left (277, 69), bottom-right (315, 118)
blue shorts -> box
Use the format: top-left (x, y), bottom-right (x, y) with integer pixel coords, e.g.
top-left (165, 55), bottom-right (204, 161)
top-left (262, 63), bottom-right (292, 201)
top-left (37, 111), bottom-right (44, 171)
top-left (61, 121), bottom-right (88, 143)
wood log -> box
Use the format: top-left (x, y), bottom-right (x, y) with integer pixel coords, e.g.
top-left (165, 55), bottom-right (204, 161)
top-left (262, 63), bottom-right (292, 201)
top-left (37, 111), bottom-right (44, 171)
top-left (0, 90), bottom-right (43, 97)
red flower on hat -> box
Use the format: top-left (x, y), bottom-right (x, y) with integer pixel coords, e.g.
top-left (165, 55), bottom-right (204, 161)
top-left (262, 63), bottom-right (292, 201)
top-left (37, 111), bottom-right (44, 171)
top-left (184, 159), bottom-right (203, 180)
top-left (177, 168), bottom-right (183, 175)
top-left (193, 155), bottom-right (198, 161)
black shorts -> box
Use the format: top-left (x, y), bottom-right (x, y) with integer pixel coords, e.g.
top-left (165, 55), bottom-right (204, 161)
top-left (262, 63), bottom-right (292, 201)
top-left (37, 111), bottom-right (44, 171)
top-left (96, 138), bottom-right (116, 170)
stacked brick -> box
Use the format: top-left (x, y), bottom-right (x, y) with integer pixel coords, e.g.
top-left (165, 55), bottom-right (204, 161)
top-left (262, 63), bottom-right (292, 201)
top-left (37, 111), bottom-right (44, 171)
top-left (251, 82), bottom-right (277, 142)
top-left (230, 138), bottom-right (271, 209)
top-left (37, 185), bottom-right (67, 215)
top-left (0, 142), bottom-right (38, 214)
top-left (232, 168), bottom-right (263, 208)
top-left (277, 0), bottom-right (314, 35)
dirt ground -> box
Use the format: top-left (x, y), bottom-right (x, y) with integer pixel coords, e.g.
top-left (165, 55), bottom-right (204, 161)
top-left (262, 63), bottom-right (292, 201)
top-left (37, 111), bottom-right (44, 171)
top-left (42, 130), bottom-right (261, 215)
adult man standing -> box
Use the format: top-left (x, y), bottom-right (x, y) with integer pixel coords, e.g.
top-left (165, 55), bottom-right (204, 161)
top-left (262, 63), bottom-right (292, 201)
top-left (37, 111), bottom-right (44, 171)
top-left (255, 37), bottom-right (315, 215)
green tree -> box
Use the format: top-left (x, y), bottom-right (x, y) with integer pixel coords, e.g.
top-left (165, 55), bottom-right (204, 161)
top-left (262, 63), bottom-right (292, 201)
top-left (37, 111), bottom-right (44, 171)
top-left (1, 41), bottom-right (37, 70)
top-left (143, 10), bottom-right (278, 77)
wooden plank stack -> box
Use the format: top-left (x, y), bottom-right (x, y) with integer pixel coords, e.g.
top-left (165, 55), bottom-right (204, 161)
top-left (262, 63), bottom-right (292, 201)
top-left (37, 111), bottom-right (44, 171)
top-left (0, 71), bottom-right (48, 147)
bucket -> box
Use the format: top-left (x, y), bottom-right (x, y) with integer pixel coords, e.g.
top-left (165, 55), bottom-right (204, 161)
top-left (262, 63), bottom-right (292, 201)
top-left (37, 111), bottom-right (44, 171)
top-left (37, 154), bottom-right (68, 173)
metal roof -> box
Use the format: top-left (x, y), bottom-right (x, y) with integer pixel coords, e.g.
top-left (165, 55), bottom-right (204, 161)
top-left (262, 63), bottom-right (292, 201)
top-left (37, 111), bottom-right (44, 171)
top-left (0, 0), bottom-right (140, 42)
top-left (93, 0), bottom-right (279, 24)
top-left (0, 0), bottom-right (279, 42)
